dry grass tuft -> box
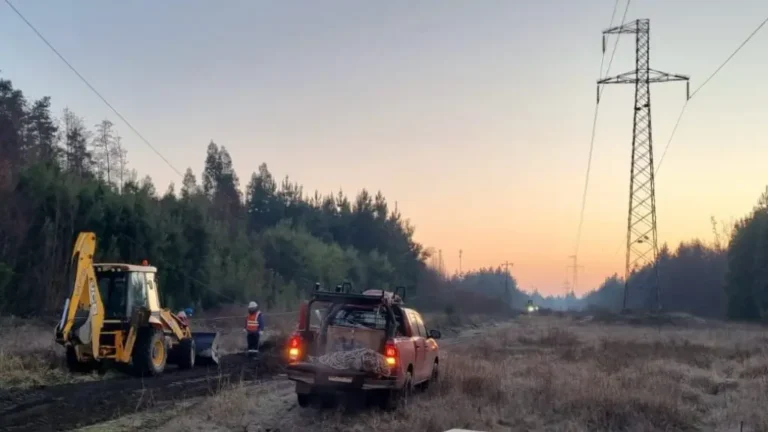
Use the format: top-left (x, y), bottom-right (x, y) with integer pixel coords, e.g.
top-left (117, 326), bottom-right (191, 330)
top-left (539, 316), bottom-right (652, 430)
top-left (0, 317), bottom-right (90, 388)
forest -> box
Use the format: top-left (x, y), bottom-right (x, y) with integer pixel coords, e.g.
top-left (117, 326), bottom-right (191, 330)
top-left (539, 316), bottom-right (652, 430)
top-left (0, 75), bottom-right (526, 317)
top-left (2, 72), bottom-right (768, 322)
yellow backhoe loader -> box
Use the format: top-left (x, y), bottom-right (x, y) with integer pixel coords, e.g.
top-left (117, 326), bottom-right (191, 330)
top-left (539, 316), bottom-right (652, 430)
top-left (54, 232), bottom-right (220, 376)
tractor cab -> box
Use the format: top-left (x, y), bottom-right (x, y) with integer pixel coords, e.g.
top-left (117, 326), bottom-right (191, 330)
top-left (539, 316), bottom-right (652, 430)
top-left (93, 262), bottom-right (162, 321)
top-left (94, 262), bottom-right (161, 319)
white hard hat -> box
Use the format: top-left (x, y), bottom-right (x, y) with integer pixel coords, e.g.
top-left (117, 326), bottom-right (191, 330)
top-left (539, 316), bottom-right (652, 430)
top-left (248, 301), bottom-right (258, 309)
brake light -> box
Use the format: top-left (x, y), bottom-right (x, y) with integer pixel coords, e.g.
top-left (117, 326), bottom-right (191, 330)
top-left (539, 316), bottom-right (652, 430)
top-left (287, 334), bottom-right (301, 362)
top-left (384, 340), bottom-right (397, 367)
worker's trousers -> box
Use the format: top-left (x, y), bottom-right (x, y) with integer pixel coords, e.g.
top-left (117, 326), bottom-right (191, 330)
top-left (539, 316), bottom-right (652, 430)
top-left (247, 331), bottom-right (260, 355)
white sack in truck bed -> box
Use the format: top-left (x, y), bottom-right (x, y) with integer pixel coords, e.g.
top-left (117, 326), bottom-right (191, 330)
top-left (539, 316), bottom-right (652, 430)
top-left (310, 348), bottom-right (391, 377)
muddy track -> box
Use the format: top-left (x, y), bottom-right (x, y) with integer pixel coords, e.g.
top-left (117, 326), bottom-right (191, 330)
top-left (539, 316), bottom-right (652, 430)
top-left (0, 351), bottom-right (284, 432)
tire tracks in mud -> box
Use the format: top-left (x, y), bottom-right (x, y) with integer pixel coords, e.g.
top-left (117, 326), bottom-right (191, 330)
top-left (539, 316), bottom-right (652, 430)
top-left (0, 351), bottom-right (284, 432)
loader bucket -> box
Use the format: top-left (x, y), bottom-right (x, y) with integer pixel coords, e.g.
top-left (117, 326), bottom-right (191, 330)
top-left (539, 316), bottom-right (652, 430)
top-left (192, 331), bottom-right (220, 366)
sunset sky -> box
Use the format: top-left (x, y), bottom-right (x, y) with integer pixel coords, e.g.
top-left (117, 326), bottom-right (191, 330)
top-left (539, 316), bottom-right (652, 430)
top-left (2, 0), bottom-right (766, 295)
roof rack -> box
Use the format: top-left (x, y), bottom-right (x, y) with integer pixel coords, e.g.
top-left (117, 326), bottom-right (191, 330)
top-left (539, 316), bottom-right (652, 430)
top-left (310, 282), bottom-right (406, 306)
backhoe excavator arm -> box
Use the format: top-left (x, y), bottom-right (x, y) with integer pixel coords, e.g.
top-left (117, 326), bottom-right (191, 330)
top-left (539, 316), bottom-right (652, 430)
top-left (55, 232), bottom-right (104, 360)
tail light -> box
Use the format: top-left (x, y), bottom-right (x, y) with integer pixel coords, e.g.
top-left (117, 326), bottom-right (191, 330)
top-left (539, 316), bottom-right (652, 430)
top-left (287, 333), bottom-right (302, 362)
top-left (384, 340), bottom-right (397, 367)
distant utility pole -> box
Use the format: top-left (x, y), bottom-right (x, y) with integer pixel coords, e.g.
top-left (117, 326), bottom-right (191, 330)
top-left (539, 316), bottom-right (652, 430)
top-left (597, 19), bottom-right (689, 312)
top-left (458, 249), bottom-right (463, 275)
top-left (438, 249), bottom-right (444, 277)
top-left (567, 255), bottom-right (584, 296)
top-left (500, 261), bottom-right (513, 305)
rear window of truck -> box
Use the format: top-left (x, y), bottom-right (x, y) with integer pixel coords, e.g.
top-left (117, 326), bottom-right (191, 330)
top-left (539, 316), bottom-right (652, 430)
top-left (328, 306), bottom-right (387, 330)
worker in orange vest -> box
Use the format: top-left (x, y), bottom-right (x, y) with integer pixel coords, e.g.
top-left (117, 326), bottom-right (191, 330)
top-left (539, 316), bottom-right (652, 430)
top-left (245, 301), bottom-right (264, 356)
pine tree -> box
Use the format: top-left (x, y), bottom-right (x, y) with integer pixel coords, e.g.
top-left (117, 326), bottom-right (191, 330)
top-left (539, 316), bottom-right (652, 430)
top-left (112, 133), bottom-right (129, 193)
top-left (61, 108), bottom-right (92, 176)
top-left (181, 168), bottom-right (198, 199)
top-left (202, 141), bottom-right (221, 198)
top-left (93, 119), bottom-right (117, 186)
top-left (26, 97), bottom-right (58, 164)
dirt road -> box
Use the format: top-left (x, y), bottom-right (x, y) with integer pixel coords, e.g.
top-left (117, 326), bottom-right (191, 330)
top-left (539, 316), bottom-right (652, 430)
top-left (0, 351), bottom-right (283, 432)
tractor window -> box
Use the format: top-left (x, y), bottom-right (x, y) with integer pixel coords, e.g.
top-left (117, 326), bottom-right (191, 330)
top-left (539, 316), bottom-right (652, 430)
top-left (96, 271), bottom-right (128, 318)
top-left (128, 272), bottom-right (148, 312)
top-left (144, 272), bottom-right (161, 311)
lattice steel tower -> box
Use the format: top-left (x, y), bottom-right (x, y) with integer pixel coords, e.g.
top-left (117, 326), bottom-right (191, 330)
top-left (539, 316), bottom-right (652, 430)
top-left (597, 19), bottom-right (689, 310)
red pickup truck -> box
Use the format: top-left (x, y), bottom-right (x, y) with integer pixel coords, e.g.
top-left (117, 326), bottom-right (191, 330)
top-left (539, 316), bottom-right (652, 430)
top-left (285, 286), bottom-right (441, 410)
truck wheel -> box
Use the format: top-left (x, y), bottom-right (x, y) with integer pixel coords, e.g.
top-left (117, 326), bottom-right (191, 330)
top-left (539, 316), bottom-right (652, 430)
top-left (176, 338), bottom-right (195, 370)
top-left (423, 360), bottom-right (439, 390)
top-left (297, 393), bottom-right (312, 408)
top-left (133, 329), bottom-right (167, 376)
top-left (65, 346), bottom-right (95, 373)
top-left (380, 370), bottom-right (413, 411)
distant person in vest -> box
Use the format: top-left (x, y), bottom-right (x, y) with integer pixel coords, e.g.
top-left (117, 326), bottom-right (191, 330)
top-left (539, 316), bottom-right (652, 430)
top-left (245, 301), bottom-right (264, 356)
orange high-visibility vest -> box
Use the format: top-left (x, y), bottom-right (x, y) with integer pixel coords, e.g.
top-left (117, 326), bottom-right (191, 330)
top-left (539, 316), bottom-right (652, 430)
top-left (246, 311), bottom-right (261, 332)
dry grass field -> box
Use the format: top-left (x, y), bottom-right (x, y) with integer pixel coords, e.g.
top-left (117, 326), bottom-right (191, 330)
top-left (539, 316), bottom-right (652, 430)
top-left (159, 314), bottom-right (768, 432)
top-left (5, 312), bottom-right (768, 431)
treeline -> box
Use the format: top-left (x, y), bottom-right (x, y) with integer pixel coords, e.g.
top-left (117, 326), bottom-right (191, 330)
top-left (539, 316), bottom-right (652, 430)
top-left (581, 193), bottom-right (768, 323)
top-left (0, 75), bottom-right (485, 316)
top-left (580, 240), bottom-right (728, 318)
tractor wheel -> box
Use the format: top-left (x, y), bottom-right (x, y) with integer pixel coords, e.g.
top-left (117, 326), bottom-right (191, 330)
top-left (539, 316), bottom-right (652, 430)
top-left (65, 346), bottom-right (95, 374)
top-left (176, 338), bottom-right (196, 370)
top-left (133, 329), bottom-right (167, 376)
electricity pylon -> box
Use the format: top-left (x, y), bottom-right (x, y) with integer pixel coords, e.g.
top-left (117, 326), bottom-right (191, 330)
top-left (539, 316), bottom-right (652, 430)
top-left (597, 19), bottom-right (689, 311)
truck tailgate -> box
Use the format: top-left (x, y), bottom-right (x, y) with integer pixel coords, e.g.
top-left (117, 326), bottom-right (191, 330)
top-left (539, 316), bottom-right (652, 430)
top-left (287, 362), bottom-right (396, 390)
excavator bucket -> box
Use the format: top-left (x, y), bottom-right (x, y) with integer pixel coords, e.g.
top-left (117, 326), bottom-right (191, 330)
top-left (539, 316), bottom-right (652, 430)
top-left (192, 331), bottom-right (220, 366)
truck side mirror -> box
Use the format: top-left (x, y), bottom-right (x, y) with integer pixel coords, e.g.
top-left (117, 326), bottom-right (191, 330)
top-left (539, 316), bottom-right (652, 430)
top-left (428, 329), bottom-right (441, 339)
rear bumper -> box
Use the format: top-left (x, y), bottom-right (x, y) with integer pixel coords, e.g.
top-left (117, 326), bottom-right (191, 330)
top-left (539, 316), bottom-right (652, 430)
top-left (286, 364), bottom-right (398, 392)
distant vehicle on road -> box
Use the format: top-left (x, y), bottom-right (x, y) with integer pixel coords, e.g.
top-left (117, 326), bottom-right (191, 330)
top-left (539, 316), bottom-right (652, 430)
top-left (525, 299), bottom-right (539, 314)
top-left (285, 283), bottom-right (441, 410)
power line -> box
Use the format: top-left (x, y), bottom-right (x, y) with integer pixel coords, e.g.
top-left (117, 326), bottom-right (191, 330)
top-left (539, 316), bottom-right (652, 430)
top-left (599, 0), bottom-right (621, 78)
top-left (574, 0), bottom-right (631, 258)
top-left (600, 0), bottom-right (631, 98)
top-left (655, 15), bottom-right (768, 176)
top-left (3, 0), bottom-right (185, 178)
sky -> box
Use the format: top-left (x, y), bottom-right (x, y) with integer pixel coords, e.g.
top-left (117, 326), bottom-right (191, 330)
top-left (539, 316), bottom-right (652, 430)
top-left (1, 0), bottom-right (767, 296)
